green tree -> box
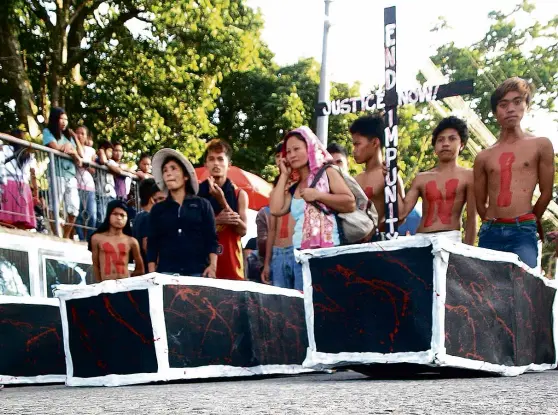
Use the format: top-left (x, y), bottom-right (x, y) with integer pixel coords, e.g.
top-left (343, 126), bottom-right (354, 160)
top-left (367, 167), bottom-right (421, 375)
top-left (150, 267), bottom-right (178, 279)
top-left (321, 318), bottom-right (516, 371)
top-left (215, 58), bottom-right (365, 179)
top-left (429, 1), bottom-right (558, 134)
top-left (216, 58), bottom-right (314, 177)
top-left (0, 0), bottom-right (271, 162)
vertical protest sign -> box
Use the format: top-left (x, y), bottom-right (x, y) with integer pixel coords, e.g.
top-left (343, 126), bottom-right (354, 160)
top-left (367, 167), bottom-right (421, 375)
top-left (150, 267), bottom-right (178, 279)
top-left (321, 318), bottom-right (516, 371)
top-left (383, 6), bottom-right (398, 239)
top-left (314, 6), bottom-right (473, 240)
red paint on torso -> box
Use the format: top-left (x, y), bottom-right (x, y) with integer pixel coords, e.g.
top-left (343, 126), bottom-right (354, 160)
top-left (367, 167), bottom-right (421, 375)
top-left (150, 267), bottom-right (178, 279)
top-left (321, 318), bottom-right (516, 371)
top-left (278, 214), bottom-right (290, 239)
top-left (364, 186), bottom-right (374, 199)
top-left (102, 242), bottom-right (128, 275)
top-left (424, 179), bottom-right (459, 227)
top-left (497, 152), bottom-right (515, 207)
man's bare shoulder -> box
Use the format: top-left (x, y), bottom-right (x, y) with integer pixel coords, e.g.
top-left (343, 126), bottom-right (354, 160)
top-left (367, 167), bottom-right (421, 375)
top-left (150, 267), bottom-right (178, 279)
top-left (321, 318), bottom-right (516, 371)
top-left (531, 136), bottom-right (554, 149)
top-left (456, 165), bottom-right (473, 174)
top-left (355, 169), bottom-right (380, 183)
top-left (458, 167), bottom-right (474, 183)
top-left (415, 168), bottom-right (439, 178)
top-left (125, 235), bottom-right (139, 247)
top-left (476, 146), bottom-right (494, 157)
top-left (91, 232), bottom-right (108, 244)
top-left (474, 147), bottom-right (494, 166)
top-left (354, 171), bottom-right (366, 184)
top-left (407, 170), bottom-right (434, 188)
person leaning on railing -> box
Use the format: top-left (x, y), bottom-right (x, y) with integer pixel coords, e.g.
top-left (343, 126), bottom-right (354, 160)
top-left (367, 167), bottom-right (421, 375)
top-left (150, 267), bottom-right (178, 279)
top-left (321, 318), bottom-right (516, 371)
top-left (94, 140), bottom-right (117, 227)
top-left (42, 107), bottom-right (83, 239)
top-left (0, 129), bottom-right (37, 230)
top-left (74, 126), bottom-right (97, 242)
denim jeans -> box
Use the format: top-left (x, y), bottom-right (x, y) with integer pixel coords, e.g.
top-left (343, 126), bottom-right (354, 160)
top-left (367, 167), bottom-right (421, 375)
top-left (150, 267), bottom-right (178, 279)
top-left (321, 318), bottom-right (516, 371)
top-left (478, 220), bottom-right (538, 268)
top-left (76, 190), bottom-right (97, 241)
top-left (271, 246), bottom-right (303, 291)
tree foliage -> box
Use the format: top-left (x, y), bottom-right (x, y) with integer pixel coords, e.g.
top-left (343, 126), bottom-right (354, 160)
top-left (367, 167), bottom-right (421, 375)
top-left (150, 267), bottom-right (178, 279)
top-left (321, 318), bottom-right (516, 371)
top-left (429, 1), bottom-right (558, 135)
top-left (1, 0), bottom-right (555, 181)
top-left (1, 0), bottom-right (272, 162)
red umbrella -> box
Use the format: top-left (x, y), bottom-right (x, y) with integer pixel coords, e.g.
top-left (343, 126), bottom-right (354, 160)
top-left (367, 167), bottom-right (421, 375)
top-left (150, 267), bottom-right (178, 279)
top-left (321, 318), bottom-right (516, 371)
top-left (195, 166), bottom-right (272, 211)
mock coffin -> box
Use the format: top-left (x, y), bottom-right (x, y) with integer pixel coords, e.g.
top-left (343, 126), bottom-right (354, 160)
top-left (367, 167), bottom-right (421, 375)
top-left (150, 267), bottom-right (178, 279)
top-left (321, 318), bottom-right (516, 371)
top-left (298, 236), bottom-right (557, 376)
top-left (55, 274), bottom-right (309, 386)
top-left (0, 296), bottom-right (66, 384)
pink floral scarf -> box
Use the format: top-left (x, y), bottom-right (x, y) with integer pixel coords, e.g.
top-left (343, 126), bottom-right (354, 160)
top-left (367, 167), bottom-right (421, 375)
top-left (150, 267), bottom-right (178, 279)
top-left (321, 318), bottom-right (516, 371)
top-left (283, 126), bottom-right (336, 249)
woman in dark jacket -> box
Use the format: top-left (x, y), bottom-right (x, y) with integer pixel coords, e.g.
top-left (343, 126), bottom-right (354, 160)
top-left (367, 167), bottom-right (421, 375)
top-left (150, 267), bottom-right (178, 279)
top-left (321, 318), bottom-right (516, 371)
top-left (147, 149), bottom-right (218, 277)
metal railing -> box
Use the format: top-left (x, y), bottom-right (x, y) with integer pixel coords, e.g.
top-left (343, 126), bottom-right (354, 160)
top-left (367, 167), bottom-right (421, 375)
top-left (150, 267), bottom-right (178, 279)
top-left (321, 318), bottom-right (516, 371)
top-left (0, 133), bottom-right (139, 240)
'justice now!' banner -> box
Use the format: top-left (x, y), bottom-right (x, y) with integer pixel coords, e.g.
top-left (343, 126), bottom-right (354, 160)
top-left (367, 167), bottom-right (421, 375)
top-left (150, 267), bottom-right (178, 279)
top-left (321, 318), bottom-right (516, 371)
top-left (297, 235), bottom-right (557, 376)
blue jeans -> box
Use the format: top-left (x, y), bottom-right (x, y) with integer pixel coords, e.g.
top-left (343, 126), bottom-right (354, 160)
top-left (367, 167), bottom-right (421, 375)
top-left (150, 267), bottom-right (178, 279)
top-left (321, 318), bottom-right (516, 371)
top-left (271, 246), bottom-right (303, 291)
top-left (478, 220), bottom-right (538, 268)
top-left (76, 190), bottom-right (97, 241)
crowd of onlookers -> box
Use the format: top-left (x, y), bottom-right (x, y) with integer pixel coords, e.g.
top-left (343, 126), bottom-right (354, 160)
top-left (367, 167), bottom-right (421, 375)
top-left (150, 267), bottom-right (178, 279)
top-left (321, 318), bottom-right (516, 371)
top-left (0, 107), bottom-right (154, 241)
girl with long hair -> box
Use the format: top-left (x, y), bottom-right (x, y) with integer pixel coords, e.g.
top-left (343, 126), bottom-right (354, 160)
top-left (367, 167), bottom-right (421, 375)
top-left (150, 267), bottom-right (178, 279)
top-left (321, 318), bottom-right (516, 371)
top-left (74, 126), bottom-right (97, 241)
top-left (42, 107), bottom-right (82, 238)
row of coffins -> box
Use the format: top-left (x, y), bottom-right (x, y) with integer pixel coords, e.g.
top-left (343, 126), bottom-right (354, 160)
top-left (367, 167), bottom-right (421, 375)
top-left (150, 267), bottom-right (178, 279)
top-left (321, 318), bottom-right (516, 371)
top-left (298, 236), bottom-right (557, 377)
top-left (1, 235), bottom-right (556, 386)
top-left (1, 276), bottom-right (308, 386)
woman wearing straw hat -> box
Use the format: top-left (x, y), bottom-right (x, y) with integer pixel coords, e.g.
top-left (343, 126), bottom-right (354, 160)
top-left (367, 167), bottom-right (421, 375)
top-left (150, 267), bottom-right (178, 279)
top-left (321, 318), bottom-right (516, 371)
top-left (147, 149), bottom-right (219, 278)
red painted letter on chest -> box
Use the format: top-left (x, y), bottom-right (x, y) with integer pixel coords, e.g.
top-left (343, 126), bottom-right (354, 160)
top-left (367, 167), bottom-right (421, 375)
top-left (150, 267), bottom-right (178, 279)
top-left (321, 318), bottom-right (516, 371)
top-left (102, 242), bottom-right (127, 275)
top-left (424, 179), bottom-right (459, 227)
top-left (497, 152), bottom-right (515, 207)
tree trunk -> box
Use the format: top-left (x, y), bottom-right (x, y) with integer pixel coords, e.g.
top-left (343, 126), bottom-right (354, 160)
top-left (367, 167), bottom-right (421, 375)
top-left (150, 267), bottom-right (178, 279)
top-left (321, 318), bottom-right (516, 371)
top-left (39, 58), bottom-right (49, 120)
top-left (0, 13), bottom-right (41, 137)
top-left (49, 2), bottom-right (71, 108)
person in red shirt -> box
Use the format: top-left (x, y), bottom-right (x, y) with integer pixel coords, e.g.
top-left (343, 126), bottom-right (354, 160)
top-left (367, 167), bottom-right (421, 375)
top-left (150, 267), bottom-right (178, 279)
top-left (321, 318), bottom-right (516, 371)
top-left (198, 139), bottom-right (248, 281)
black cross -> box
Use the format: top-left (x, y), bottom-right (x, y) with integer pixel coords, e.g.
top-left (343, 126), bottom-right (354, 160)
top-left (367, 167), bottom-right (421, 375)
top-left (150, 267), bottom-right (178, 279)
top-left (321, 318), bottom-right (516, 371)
top-left (315, 6), bottom-right (474, 240)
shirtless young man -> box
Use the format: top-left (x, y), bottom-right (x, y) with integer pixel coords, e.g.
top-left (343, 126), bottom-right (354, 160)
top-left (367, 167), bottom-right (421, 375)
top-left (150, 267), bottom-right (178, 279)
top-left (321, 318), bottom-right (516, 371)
top-left (89, 200), bottom-right (144, 282)
top-left (401, 116), bottom-right (476, 244)
top-left (351, 115), bottom-right (404, 239)
top-left (474, 77), bottom-right (555, 268)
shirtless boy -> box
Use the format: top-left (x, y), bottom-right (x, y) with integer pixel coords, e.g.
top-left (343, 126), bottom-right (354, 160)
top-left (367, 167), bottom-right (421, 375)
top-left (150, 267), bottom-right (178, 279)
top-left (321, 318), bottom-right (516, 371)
top-left (351, 115), bottom-right (404, 238)
top-left (474, 77), bottom-right (555, 268)
top-left (401, 116), bottom-right (476, 244)
top-left (89, 200), bottom-right (144, 282)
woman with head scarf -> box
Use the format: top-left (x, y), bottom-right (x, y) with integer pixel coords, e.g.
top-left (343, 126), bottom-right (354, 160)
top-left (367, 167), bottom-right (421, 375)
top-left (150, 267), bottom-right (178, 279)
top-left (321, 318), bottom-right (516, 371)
top-left (88, 199), bottom-right (144, 282)
top-left (147, 149), bottom-right (219, 278)
top-left (269, 127), bottom-right (355, 290)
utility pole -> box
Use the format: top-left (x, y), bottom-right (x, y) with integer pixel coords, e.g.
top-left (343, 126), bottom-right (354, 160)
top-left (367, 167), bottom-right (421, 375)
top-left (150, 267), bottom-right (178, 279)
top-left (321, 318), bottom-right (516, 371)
top-left (316, 0), bottom-right (332, 146)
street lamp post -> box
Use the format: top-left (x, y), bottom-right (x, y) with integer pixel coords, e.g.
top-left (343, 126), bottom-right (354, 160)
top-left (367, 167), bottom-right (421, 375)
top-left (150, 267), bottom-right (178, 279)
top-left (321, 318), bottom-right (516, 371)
top-left (316, 0), bottom-right (332, 146)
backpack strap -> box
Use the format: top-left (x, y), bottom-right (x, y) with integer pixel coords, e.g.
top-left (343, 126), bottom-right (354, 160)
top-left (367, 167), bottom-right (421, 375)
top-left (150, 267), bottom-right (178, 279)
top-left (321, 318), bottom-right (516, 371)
top-left (309, 162), bottom-right (335, 215)
top-left (309, 162), bottom-right (333, 189)
top-left (288, 183), bottom-right (298, 196)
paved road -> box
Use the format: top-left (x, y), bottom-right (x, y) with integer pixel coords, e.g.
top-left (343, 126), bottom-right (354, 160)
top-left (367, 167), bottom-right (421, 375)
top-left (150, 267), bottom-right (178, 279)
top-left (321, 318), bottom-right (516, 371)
top-left (2, 370), bottom-right (557, 414)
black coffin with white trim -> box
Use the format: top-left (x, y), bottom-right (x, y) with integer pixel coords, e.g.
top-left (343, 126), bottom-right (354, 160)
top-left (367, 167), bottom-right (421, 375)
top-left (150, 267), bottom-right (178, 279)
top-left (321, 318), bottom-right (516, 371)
top-left (0, 296), bottom-right (66, 384)
top-left (55, 274), bottom-right (309, 386)
top-left (298, 236), bottom-right (557, 376)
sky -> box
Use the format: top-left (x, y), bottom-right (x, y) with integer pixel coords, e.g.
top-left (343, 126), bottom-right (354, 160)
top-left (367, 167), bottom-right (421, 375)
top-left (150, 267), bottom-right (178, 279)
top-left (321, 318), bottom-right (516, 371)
top-left (246, 0), bottom-right (558, 145)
